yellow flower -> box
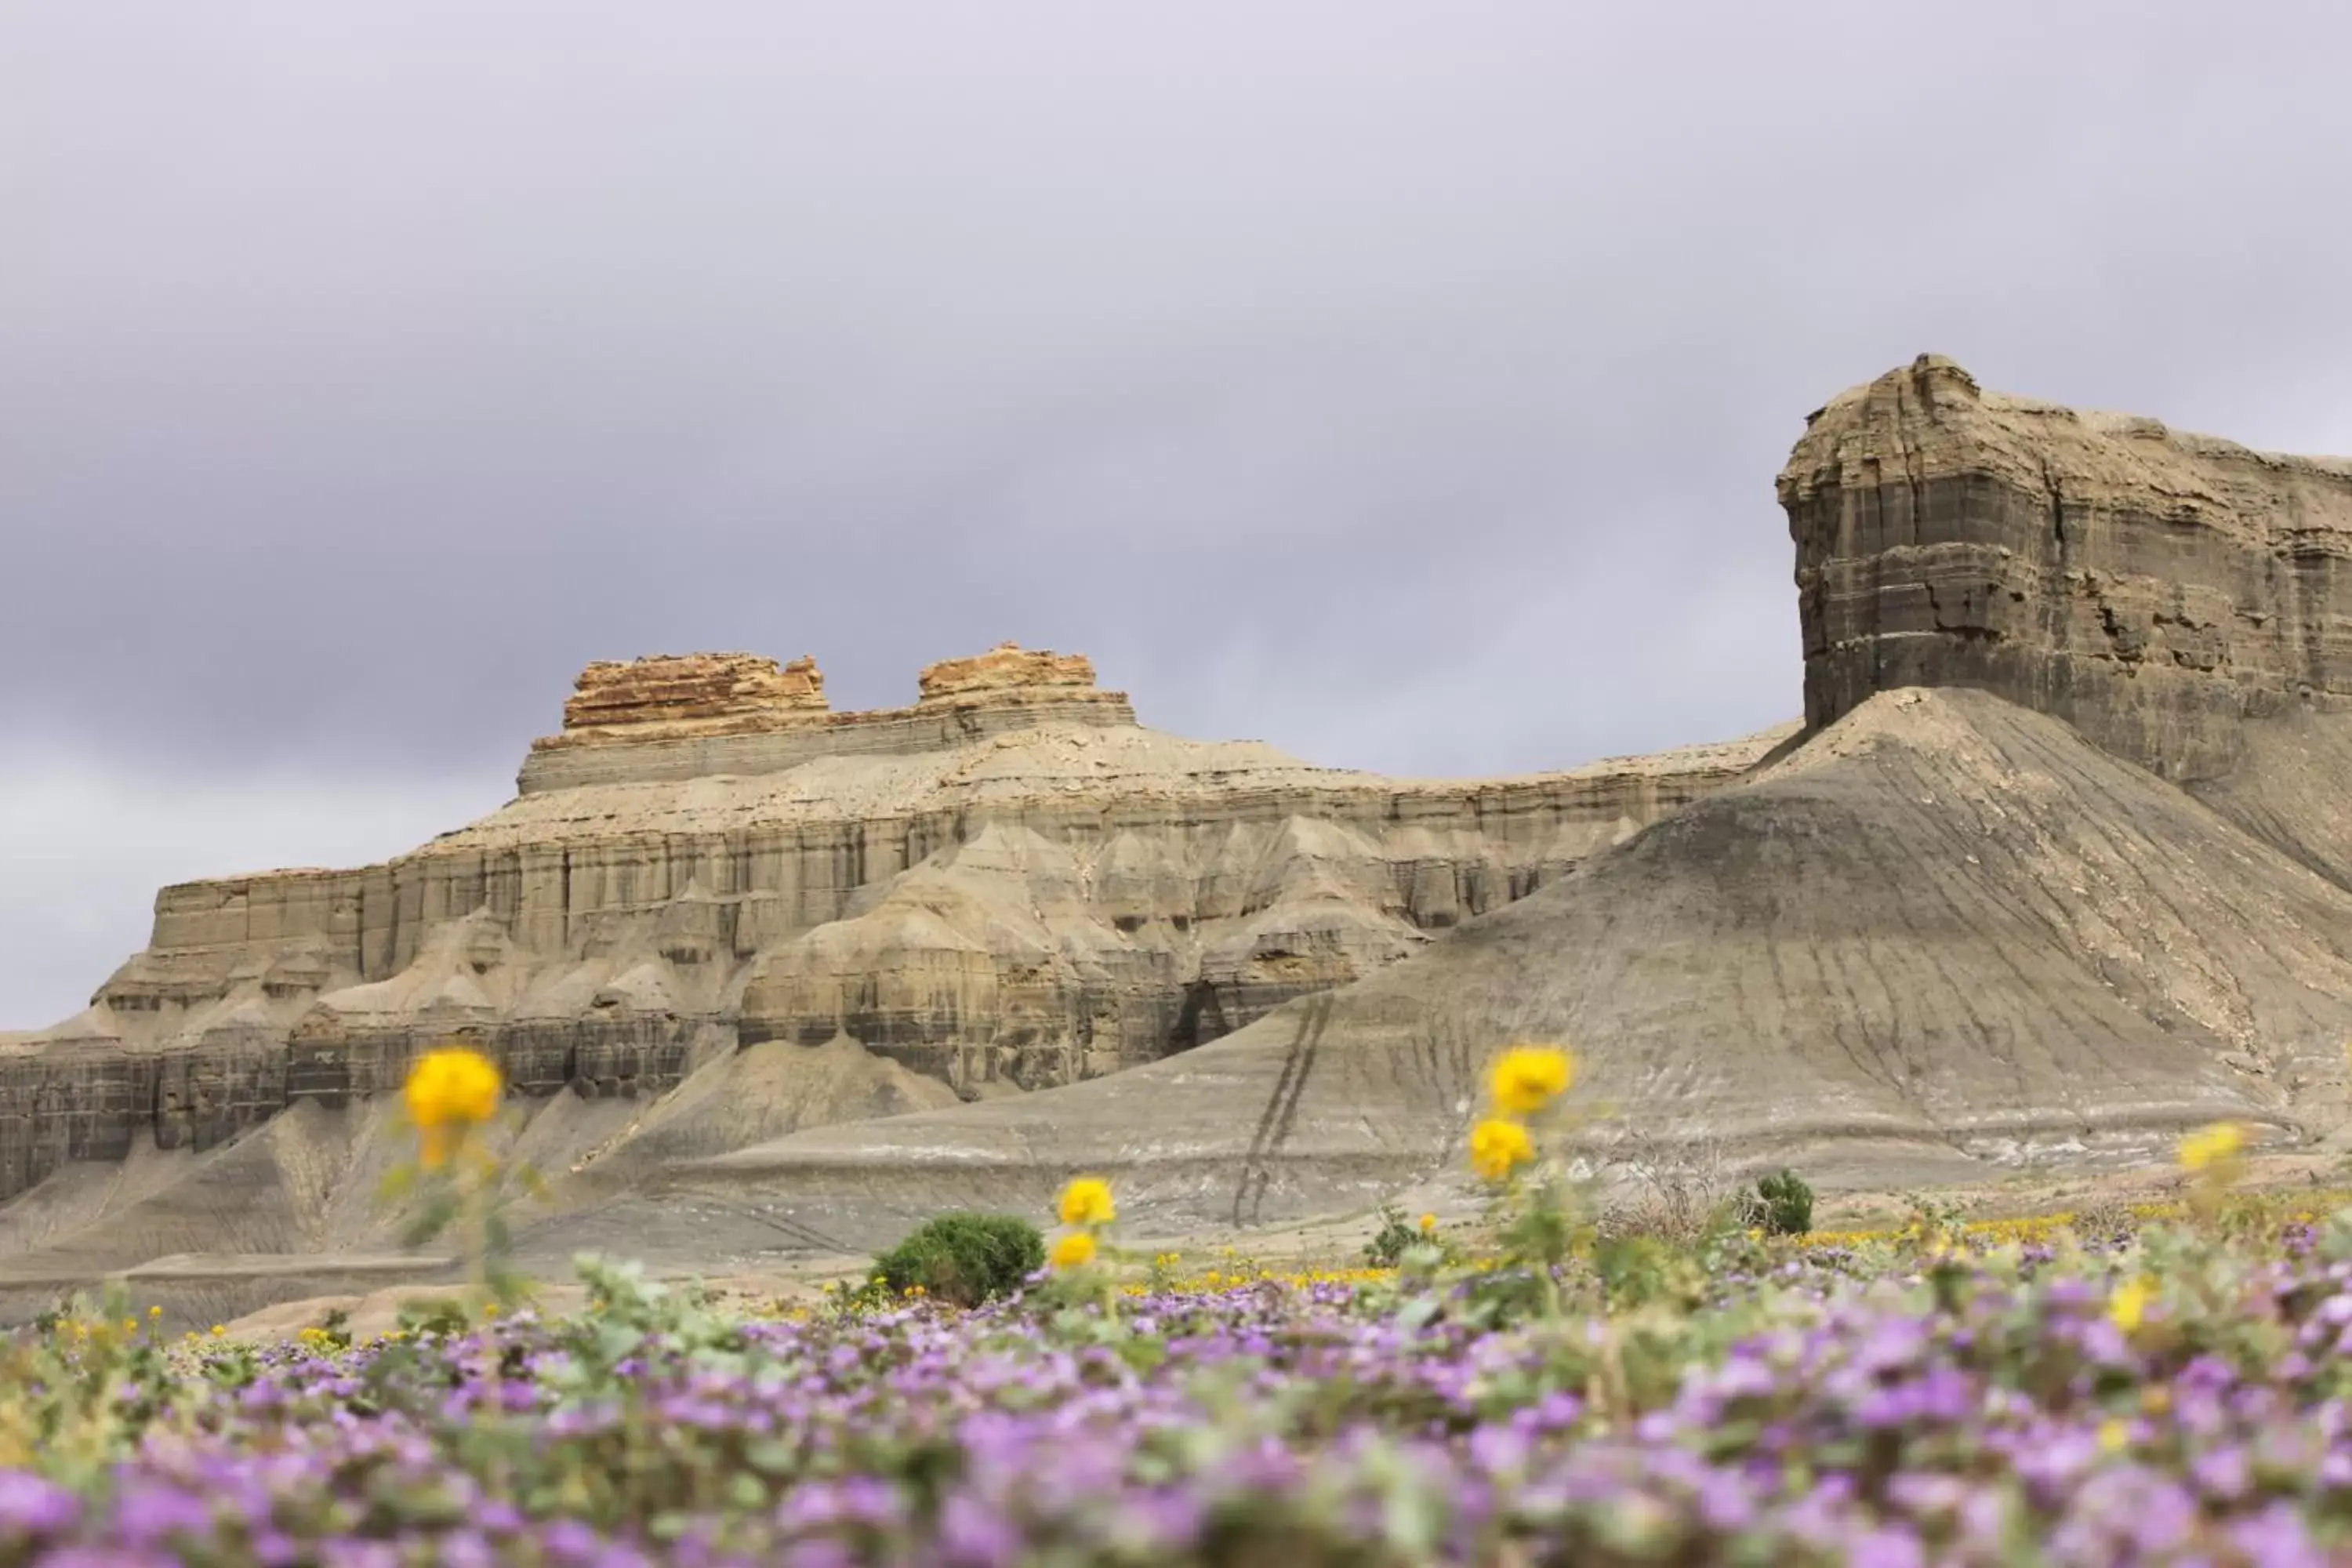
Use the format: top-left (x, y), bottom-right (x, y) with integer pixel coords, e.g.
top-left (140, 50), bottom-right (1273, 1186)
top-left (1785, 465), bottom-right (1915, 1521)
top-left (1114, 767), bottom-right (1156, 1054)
top-left (2176, 1121), bottom-right (2245, 1174)
top-left (404, 1047), bottom-right (504, 1168)
top-left (1050, 1231), bottom-right (1098, 1270)
top-left (2108, 1276), bottom-right (2154, 1332)
top-left (1468, 1117), bottom-right (1536, 1181)
top-left (1418, 1213), bottom-right (1438, 1233)
top-left (209, 1324), bottom-right (227, 1338)
top-left (2098, 1418), bottom-right (2129, 1454)
top-left (1488, 1045), bottom-right (1574, 1116)
top-left (148, 1305), bottom-right (162, 1318)
top-left (1058, 1176), bottom-right (1116, 1229)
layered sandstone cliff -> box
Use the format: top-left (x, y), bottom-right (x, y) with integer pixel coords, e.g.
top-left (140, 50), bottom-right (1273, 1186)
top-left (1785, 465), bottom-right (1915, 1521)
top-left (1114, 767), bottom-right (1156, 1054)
top-left (582, 366), bottom-right (2352, 1255)
top-left (1781, 354), bottom-right (2352, 782)
top-left (0, 644), bottom-right (1786, 1207)
top-left (22, 358), bottom-right (2352, 1289)
top-left (637, 684), bottom-right (2352, 1259)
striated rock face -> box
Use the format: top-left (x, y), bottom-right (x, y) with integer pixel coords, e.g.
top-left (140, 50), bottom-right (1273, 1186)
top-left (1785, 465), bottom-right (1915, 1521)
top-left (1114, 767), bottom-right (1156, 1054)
top-left (517, 643), bottom-right (1142, 793)
top-left (916, 643), bottom-right (1113, 706)
top-left (579, 365), bottom-right (2352, 1256)
top-left (555, 652), bottom-right (829, 742)
top-left (641, 686), bottom-right (2352, 1256)
top-left (0, 648), bottom-right (1788, 1207)
top-left (1781, 354), bottom-right (2352, 781)
top-left (19, 360), bottom-right (2352, 1290)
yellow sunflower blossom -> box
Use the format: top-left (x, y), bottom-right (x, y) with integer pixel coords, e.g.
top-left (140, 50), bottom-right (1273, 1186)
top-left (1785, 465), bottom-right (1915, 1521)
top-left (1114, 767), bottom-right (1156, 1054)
top-left (404, 1047), bottom-right (504, 1169)
top-left (2176, 1121), bottom-right (2245, 1174)
top-left (1058, 1176), bottom-right (1116, 1228)
top-left (1468, 1117), bottom-right (1536, 1181)
top-left (1050, 1231), bottom-right (1098, 1270)
top-left (1418, 1213), bottom-right (1438, 1233)
top-left (2108, 1275), bottom-right (2154, 1332)
top-left (1488, 1044), bottom-right (1575, 1116)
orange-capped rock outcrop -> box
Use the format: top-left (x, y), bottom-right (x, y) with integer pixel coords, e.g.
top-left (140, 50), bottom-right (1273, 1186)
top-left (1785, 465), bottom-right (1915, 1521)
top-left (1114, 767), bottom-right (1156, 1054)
top-left (916, 643), bottom-right (1118, 706)
top-left (521, 644), bottom-right (1143, 789)
top-left (556, 653), bottom-right (829, 742)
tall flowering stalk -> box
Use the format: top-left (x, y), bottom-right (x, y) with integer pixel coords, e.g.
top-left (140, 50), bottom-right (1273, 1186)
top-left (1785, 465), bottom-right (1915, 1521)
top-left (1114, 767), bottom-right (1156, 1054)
top-left (2177, 1120), bottom-right (2247, 1232)
top-left (1468, 1043), bottom-right (1578, 1318)
top-left (1048, 1175), bottom-right (1120, 1316)
top-left (381, 1044), bottom-right (536, 1311)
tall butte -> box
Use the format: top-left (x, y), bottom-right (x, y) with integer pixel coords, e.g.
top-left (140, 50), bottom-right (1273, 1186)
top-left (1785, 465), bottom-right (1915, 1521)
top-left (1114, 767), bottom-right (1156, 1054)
top-left (1781, 353), bottom-right (2352, 782)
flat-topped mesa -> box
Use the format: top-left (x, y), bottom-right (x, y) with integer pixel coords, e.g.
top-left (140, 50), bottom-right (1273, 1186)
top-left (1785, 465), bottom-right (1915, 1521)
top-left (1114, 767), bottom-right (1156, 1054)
top-left (551, 653), bottom-right (829, 745)
top-left (1780, 354), bottom-right (2352, 781)
top-left (0, 625), bottom-right (1789, 1214)
top-left (518, 643), bottom-right (1138, 793)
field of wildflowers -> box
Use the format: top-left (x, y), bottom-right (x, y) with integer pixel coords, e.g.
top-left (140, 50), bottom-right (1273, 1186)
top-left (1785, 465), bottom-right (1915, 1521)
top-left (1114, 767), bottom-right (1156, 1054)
top-left (3, 1045), bottom-right (2351, 1564)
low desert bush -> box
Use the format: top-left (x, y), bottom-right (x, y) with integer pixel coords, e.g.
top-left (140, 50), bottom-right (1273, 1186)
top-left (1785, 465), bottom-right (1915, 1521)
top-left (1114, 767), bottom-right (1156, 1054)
top-left (872, 1213), bottom-right (1047, 1306)
top-left (1754, 1167), bottom-right (1814, 1236)
top-left (1362, 1204), bottom-right (1421, 1266)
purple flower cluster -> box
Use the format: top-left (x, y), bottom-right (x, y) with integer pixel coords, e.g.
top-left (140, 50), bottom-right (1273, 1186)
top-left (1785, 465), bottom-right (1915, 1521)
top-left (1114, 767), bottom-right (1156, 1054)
top-left (3, 1244), bottom-right (2352, 1565)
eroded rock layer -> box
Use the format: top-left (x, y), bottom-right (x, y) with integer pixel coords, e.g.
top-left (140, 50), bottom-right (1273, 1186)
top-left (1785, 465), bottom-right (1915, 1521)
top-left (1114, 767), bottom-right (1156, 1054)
top-left (619, 687), bottom-right (2352, 1257)
top-left (508, 364), bottom-right (2352, 1258)
top-left (559, 652), bottom-right (830, 741)
top-left (517, 644), bottom-right (1139, 793)
top-left (18, 359), bottom-right (2352, 1285)
top-left (1782, 354), bottom-right (2352, 782)
top-left (0, 648), bottom-right (1786, 1207)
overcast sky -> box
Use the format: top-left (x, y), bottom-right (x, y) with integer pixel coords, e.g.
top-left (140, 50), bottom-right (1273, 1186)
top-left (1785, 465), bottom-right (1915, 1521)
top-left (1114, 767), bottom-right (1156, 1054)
top-left (5, 1), bottom-right (2350, 1029)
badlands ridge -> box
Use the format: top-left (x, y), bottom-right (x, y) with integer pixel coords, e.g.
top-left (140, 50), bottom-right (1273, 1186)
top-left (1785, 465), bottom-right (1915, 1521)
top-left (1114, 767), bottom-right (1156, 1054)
top-left (8, 355), bottom-right (2352, 1306)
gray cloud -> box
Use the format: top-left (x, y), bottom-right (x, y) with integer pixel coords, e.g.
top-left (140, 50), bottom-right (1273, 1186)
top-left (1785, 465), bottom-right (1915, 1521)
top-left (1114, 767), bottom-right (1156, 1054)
top-left (5, 0), bottom-right (2352, 1022)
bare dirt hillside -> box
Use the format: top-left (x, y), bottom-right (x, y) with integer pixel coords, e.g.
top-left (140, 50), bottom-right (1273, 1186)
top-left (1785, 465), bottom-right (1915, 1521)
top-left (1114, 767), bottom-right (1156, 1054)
top-left (517, 687), bottom-right (2352, 1265)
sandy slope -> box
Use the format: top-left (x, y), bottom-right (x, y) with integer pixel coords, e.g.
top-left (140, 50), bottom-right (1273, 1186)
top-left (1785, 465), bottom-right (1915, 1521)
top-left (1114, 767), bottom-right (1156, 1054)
top-left (574, 688), bottom-right (2352, 1258)
top-left (13, 686), bottom-right (2352, 1319)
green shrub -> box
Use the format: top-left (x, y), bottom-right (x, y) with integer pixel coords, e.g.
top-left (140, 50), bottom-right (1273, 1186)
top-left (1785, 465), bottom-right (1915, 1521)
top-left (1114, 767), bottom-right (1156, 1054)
top-left (873, 1213), bottom-right (1047, 1307)
top-left (1754, 1168), bottom-right (1813, 1236)
top-left (1363, 1204), bottom-right (1421, 1267)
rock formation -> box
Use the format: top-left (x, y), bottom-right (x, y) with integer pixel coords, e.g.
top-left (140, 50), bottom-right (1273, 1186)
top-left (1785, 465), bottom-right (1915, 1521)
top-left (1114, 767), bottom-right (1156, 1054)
top-left (614, 683), bottom-right (2352, 1256)
top-left (0, 642), bottom-right (1783, 1214)
top-left (916, 642), bottom-right (1108, 704)
top-left (556, 652), bottom-right (831, 741)
top-left (534, 360), bottom-right (2352, 1259)
top-left (1784, 354), bottom-right (2352, 782)
top-left (13, 359), bottom-right (2352, 1296)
